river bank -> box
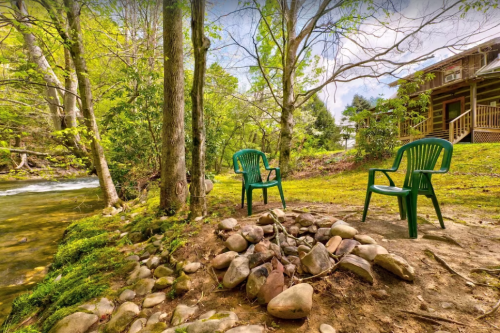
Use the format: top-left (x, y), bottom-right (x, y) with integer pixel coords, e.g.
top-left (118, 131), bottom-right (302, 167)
top-left (0, 178), bottom-right (103, 323)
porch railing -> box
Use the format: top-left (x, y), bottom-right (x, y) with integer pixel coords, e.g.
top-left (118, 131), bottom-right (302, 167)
top-left (449, 109), bottom-right (471, 144)
top-left (400, 117), bottom-right (431, 142)
top-left (476, 104), bottom-right (500, 129)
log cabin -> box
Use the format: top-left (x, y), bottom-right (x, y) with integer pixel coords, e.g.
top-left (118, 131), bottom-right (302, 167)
top-left (392, 37), bottom-right (500, 144)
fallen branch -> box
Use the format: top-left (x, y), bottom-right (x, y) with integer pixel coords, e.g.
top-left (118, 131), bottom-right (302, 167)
top-left (399, 310), bottom-right (467, 326)
top-left (425, 249), bottom-right (491, 287)
top-left (0, 147), bottom-right (71, 156)
top-left (471, 268), bottom-right (500, 275)
top-left (422, 233), bottom-right (464, 248)
top-left (477, 299), bottom-right (500, 320)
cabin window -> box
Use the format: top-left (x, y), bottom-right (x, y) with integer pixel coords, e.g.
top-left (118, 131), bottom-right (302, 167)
top-left (442, 97), bottom-right (465, 130)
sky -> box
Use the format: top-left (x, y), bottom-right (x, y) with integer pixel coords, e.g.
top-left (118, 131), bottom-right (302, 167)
top-left (205, 0), bottom-right (500, 124)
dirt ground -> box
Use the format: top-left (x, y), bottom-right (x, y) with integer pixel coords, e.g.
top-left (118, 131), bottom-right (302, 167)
top-left (135, 200), bottom-right (500, 333)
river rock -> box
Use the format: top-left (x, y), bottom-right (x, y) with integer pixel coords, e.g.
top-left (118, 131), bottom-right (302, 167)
top-left (330, 225), bottom-right (358, 238)
top-left (219, 218), bottom-right (238, 231)
top-left (248, 251), bottom-right (274, 269)
top-left (272, 209), bottom-right (286, 222)
top-left (257, 267), bottom-right (284, 304)
top-left (241, 225), bottom-right (264, 243)
top-left (134, 278), bottom-right (155, 296)
top-left (143, 292), bottom-right (166, 308)
top-left (171, 304), bottom-right (199, 325)
top-left (262, 225), bottom-right (274, 234)
top-left (331, 220), bottom-right (350, 227)
top-left (205, 179), bottom-right (214, 194)
top-left (183, 262), bottom-right (202, 274)
top-left (246, 263), bottom-right (272, 299)
top-left (316, 216), bottom-right (338, 228)
top-left (154, 276), bottom-right (175, 290)
top-left (226, 325), bottom-right (265, 333)
top-left (289, 225), bottom-right (300, 236)
top-left (301, 242), bottom-right (331, 275)
top-left (126, 255), bottom-right (140, 262)
top-left (48, 312), bottom-right (98, 333)
top-left (212, 251), bottom-right (238, 269)
top-left (255, 241), bottom-right (270, 253)
top-left (315, 228), bottom-right (331, 242)
top-left (104, 302), bottom-right (140, 333)
top-left (146, 256), bottom-right (161, 269)
top-left (175, 273), bottom-right (192, 295)
top-left (80, 297), bottom-right (114, 317)
top-left (267, 283), bottom-right (313, 319)
top-left (351, 244), bottom-right (388, 261)
top-left (339, 254), bottom-right (374, 284)
top-left (319, 324), bottom-right (336, 333)
top-left (187, 311), bottom-right (239, 333)
top-left (308, 225), bottom-right (318, 233)
top-left (335, 239), bottom-right (360, 256)
top-left (374, 253), bottom-right (415, 281)
top-left (198, 310), bottom-right (217, 320)
top-left (225, 234), bottom-right (248, 252)
top-left (128, 318), bottom-right (146, 333)
top-left (154, 265), bottom-right (174, 278)
top-left (297, 235), bottom-right (314, 246)
top-left (269, 242), bottom-right (281, 259)
top-left (147, 312), bottom-right (166, 326)
top-left (119, 289), bottom-right (136, 302)
top-left (223, 256), bottom-right (250, 289)
top-left (257, 212), bottom-right (274, 225)
top-left (354, 234), bottom-right (377, 244)
top-left (244, 244), bottom-right (255, 256)
top-left (299, 227), bottom-right (309, 234)
top-left (283, 246), bottom-right (298, 256)
top-left (127, 265), bottom-right (151, 284)
top-left (325, 236), bottom-right (342, 253)
top-left (296, 213), bottom-right (315, 227)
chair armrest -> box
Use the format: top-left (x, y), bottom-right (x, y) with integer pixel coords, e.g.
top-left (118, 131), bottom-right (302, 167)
top-left (234, 169), bottom-right (247, 175)
top-left (368, 168), bottom-right (397, 187)
top-left (266, 167), bottom-right (281, 181)
top-left (413, 169), bottom-right (447, 175)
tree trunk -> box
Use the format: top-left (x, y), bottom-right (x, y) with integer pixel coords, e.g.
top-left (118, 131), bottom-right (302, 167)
top-left (189, 0), bottom-right (210, 218)
top-left (160, 0), bottom-right (187, 213)
top-left (64, 0), bottom-right (120, 207)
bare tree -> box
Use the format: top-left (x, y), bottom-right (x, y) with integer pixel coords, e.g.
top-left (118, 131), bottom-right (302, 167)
top-left (160, 0), bottom-right (188, 213)
top-left (231, 0), bottom-right (500, 175)
top-left (189, 0), bottom-right (211, 218)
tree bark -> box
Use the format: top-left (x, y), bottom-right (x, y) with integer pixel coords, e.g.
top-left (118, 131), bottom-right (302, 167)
top-left (160, 0), bottom-right (187, 213)
top-left (189, 0), bottom-right (210, 218)
top-left (64, 0), bottom-right (120, 207)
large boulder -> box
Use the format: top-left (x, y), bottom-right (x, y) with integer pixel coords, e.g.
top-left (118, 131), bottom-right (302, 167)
top-left (330, 225), bottom-right (358, 239)
top-left (267, 283), bottom-right (313, 319)
top-left (296, 213), bottom-right (315, 227)
top-left (339, 254), bottom-right (374, 284)
top-left (223, 256), bottom-right (250, 289)
top-left (374, 253), bottom-right (415, 281)
top-left (351, 244), bottom-right (388, 261)
top-left (212, 251), bottom-right (238, 269)
top-left (48, 312), bottom-right (98, 333)
top-left (104, 302), bottom-right (140, 333)
top-left (225, 234), bottom-right (248, 252)
top-left (301, 243), bottom-right (332, 275)
top-left (171, 304), bottom-right (199, 326)
top-left (241, 225), bottom-right (264, 243)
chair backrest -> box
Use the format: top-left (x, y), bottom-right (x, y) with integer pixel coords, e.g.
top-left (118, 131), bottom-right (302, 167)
top-left (233, 149), bottom-right (268, 184)
top-left (396, 138), bottom-right (453, 190)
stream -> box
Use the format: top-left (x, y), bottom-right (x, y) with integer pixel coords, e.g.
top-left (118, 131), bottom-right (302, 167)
top-left (0, 177), bottom-right (103, 323)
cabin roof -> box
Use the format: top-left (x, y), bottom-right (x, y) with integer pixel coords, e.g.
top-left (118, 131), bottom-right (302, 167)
top-left (389, 37), bottom-right (500, 87)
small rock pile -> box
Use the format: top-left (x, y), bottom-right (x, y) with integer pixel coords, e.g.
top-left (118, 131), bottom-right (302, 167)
top-left (211, 209), bottom-right (416, 319)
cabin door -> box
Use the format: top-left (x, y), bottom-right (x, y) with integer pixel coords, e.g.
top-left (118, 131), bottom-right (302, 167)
top-left (443, 97), bottom-right (464, 130)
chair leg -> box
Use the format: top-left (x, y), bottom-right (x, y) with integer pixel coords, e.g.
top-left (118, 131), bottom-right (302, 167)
top-left (247, 188), bottom-right (253, 216)
top-left (362, 191), bottom-right (372, 222)
top-left (430, 194), bottom-right (445, 229)
top-left (277, 183), bottom-right (286, 209)
top-left (406, 194), bottom-right (418, 239)
top-left (397, 196), bottom-right (406, 220)
top-left (263, 188), bottom-right (268, 205)
top-left (241, 183), bottom-right (245, 208)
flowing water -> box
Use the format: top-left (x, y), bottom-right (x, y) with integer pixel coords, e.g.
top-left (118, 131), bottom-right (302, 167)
top-left (0, 177), bottom-right (103, 323)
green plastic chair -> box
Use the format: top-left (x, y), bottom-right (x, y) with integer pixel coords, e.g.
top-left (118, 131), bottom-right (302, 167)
top-left (362, 138), bottom-right (453, 239)
top-left (233, 149), bottom-right (286, 216)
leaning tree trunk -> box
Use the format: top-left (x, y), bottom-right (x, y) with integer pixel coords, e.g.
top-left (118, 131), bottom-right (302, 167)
top-left (64, 0), bottom-right (120, 207)
top-left (189, 0), bottom-right (210, 218)
top-left (160, 0), bottom-right (188, 213)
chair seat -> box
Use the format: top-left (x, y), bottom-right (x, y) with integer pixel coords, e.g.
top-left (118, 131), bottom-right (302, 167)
top-left (249, 180), bottom-right (279, 188)
top-left (370, 185), bottom-right (410, 196)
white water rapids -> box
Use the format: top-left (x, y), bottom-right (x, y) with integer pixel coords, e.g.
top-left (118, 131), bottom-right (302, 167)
top-left (0, 177), bottom-right (100, 196)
